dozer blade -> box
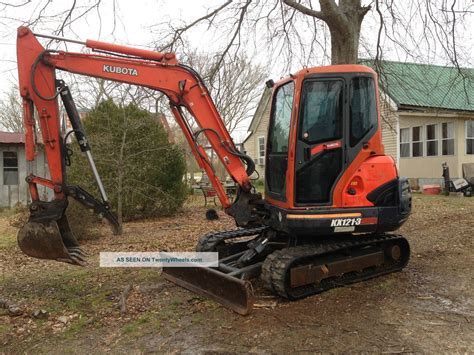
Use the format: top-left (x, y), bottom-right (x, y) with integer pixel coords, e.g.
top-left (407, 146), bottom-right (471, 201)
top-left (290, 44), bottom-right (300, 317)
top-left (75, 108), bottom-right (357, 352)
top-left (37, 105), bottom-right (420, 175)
top-left (17, 216), bottom-right (87, 266)
top-left (163, 267), bottom-right (254, 315)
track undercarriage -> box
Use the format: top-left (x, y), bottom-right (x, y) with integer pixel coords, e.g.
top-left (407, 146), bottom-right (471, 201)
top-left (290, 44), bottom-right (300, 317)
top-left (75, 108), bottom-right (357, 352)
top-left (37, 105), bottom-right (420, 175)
top-left (163, 227), bottom-right (410, 315)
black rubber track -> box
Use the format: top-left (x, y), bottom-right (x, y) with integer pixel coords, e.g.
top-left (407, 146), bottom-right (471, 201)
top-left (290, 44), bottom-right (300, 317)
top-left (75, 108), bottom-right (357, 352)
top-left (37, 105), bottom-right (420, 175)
top-left (261, 233), bottom-right (410, 300)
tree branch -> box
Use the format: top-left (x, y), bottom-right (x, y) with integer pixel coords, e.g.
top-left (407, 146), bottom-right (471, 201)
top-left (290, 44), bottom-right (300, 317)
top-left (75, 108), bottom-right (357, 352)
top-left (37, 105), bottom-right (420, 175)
top-left (319, 0), bottom-right (350, 33)
top-left (375, 0), bottom-right (384, 63)
top-left (282, 0), bottom-right (326, 20)
top-left (57, 0), bottom-right (76, 36)
top-left (158, 0), bottom-right (232, 51)
top-left (208, 0), bottom-right (251, 83)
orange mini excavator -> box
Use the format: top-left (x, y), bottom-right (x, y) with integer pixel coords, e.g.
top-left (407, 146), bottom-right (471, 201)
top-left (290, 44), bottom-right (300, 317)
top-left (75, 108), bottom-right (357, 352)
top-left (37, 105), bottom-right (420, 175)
top-left (16, 27), bottom-right (411, 314)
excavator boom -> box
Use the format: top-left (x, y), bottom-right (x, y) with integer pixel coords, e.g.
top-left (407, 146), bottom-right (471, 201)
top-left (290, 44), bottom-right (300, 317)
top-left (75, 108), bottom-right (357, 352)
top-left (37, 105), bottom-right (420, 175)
top-left (17, 27), bottom-right (256, 207)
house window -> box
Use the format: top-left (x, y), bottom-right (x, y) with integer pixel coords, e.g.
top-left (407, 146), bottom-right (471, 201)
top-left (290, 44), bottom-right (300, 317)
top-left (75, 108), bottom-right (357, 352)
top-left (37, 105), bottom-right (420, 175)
top-left (412, 126), bottom-right (423, 157)
top-left (442, 122), bottom-right (455, 155)
top-left (400, 128), bottom-right (410, 157)
top-left (466, 121), bottom-right (474, 155)
top-left (3, 151), bottom-right (19, 185)
top-left (258, 136), bottom-right (265, 165)
top-left (426, 124), bottom-right (438, 156)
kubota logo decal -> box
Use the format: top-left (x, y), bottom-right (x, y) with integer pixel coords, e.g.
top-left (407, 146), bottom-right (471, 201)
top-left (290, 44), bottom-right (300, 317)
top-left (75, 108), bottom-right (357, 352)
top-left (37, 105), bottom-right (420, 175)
top-left (103, 65), bottom-right (138, 76)
top-left (330, 218), bottom-right (361, 227)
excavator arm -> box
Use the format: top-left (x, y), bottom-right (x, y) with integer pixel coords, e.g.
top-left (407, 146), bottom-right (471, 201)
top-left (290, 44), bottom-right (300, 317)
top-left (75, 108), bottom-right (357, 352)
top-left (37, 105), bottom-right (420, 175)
top-left (16, 27), bottom-right (262, 265)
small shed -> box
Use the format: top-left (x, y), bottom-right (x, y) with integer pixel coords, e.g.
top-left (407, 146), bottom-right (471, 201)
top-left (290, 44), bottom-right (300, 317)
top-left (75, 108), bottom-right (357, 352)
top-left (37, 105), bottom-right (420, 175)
top-left (0, 131), bottom-right (50, 208)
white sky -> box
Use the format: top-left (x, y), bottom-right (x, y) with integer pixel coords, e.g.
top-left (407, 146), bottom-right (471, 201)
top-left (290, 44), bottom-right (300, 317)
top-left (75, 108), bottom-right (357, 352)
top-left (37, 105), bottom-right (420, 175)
top-left (0, 0), bottom-right (472, 140)
top-left (0, 1), bottom-right (259, 140)
top-left (0, 1), bottom-right (225, 90)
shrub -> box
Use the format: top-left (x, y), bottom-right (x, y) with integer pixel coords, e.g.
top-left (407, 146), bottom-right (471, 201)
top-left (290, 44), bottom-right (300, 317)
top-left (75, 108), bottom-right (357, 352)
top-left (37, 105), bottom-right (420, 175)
top-left (66, 199), bottom-right (102, 241)
top-left (67, 100), bottom-right (188, 223)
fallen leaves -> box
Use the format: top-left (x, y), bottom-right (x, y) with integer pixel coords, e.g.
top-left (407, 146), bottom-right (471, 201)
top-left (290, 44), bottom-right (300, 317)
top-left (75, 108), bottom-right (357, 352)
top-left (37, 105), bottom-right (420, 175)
top-left (1, 195), bottom-right (473, 353)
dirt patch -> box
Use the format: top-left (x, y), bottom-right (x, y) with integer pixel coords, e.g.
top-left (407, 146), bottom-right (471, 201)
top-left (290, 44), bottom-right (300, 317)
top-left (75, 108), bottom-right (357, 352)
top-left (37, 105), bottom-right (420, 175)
top-left (1, 194), bottom-right (473, 353)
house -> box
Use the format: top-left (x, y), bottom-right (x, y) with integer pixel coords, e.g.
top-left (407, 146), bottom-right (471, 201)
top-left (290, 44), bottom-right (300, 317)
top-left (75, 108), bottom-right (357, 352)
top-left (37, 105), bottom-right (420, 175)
top-left (242, 88), bottom-right (272, 179)
top-left (375, 61), bottom-right (473, 185)
top-left (243, 62), bottom-right (474, 186)
top-left (0, 131), bottom-right (50, 208)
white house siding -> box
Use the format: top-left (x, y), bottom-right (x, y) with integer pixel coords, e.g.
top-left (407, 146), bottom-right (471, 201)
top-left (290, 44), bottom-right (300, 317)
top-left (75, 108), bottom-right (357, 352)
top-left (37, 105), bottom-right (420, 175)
top-left (243, 90), bottom-right (272, 180)
top-left (379, 96), bottom-right (399, 164)
top-left (0, 144), bottom-right (50, 208)
top-left (398, 112), bottom-right (474, 180)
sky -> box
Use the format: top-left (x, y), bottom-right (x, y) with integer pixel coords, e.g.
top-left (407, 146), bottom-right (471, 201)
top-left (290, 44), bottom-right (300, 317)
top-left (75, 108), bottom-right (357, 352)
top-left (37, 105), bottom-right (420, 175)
top-left (0, 1), bottom-right (259, 140)
top-left (0, 0), bottom-right (473, 140)
top-left (0, 1), bottom-right (224, 91)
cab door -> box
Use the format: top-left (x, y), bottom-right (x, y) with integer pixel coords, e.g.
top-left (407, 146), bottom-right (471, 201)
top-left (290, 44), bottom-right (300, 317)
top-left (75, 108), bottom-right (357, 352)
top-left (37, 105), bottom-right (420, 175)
top-left (294, 78), bottom-right (345, 205)
top-left (265, 81), bottom-right (295, 202)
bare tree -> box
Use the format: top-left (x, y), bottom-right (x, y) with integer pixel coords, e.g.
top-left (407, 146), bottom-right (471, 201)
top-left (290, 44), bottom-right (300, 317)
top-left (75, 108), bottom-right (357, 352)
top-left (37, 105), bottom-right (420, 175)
top-left (0, 0), bottom-right (117, 36)
top-left (184, 51), bottom-right (267, 135)
top-left (2, 1), bottom-right (471, 70)
top-left (68, 75), bottom-right (154, 111)
top-left (283, 0), bottom-right (370, 64)
top-left (0, 85), bottom-right (23, 132)
top-left (149, 0), bottom-right (472, 126)
top-left (152, 0), bottom-right (472, 71)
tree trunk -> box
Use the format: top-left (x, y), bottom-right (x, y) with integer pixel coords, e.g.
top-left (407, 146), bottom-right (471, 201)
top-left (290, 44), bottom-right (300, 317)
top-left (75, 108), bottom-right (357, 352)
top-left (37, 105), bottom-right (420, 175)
top-left (284, 0), bottom-right (370, 65)
top-left (323, 0), bottom-right (367, 65)
top-left (117, 168), bottom-right (123, 226)
top-left (117, 129), bottom-right (127, 226)
top-left (329, 20), bottom-right (362, 64)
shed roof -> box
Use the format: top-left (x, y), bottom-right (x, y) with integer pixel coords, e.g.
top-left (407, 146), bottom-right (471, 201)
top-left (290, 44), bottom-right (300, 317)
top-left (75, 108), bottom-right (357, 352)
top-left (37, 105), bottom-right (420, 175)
top-left (363, 60), bottom-right (474, 112)
top-left (0, 131), bottom-right (24, 144)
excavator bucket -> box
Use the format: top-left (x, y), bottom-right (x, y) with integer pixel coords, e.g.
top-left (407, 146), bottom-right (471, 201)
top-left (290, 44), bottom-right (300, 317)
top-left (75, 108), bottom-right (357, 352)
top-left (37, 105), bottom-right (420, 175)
top-left (17, 215), bottom-right (87, 266)
top-left (163, 267), bottom-right (254, 315)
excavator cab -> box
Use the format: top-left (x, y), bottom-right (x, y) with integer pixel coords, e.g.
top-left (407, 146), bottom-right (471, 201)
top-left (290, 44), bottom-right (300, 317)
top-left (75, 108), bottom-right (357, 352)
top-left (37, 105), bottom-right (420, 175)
top-left (263, 67), bottom-right (411, 236)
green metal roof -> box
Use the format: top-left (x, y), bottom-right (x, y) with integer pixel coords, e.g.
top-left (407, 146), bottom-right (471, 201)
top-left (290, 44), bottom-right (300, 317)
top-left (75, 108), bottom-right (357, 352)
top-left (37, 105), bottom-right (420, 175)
top-left (362, 60), bottom-right (474, 112)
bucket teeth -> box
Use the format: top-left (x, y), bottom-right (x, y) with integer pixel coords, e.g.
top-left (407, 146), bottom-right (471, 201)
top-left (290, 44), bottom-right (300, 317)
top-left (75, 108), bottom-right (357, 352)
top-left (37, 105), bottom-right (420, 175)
top-left (57, 257), bottom-right (86, 266)
top-left (68, 247), bottom-right (88, 257)
top-left (67, 248), bottom-right (87, 262)
top-left (58, 248), bottom-right (87, 266)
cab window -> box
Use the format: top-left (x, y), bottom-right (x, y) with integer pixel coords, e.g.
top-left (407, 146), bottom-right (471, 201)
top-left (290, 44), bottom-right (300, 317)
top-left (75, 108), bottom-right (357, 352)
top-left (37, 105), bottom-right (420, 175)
top-left (350, 77), bottom-right (377, 146)
top-left (268, 81), bottom-right (295, 154)
top-left (299, 80), bottom-right (343, 144)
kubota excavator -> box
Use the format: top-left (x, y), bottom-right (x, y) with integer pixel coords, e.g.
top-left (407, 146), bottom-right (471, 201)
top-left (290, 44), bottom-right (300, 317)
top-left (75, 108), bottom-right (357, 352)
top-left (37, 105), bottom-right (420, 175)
top-left (16, 27), bottom-right (411, 314)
